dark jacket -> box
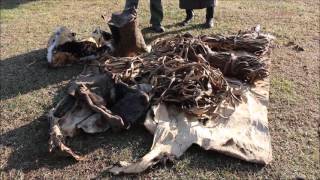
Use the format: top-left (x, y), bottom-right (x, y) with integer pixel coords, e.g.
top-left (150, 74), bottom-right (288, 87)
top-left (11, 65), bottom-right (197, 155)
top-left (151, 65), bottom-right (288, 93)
top-left (179, 0), bottom-right (216, 9)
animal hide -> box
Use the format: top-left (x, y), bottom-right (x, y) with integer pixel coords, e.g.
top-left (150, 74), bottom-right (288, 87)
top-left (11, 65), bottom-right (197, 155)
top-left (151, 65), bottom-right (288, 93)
top-left (109, 77), bottom-right (272, 174)
top-left (47, 27), bottom-right (113, 67)
top-left (92, 27), bottom-right (113, 47)
top-left (107, 8), bottom-right (150, 57)
top-left (48, 65), bottom-right (149, 159)
top-left (47, 27), bottom-right (274, 175)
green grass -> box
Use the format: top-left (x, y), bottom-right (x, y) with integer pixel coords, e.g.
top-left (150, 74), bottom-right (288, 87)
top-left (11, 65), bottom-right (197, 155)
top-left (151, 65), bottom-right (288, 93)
top-left (271, 77), bottom-right (299, 104)
top-left (1, 0), bottom-right (319, 179)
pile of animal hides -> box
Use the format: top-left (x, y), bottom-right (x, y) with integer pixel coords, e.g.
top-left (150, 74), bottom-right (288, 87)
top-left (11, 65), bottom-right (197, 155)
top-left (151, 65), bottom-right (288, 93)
top-left (47, 8), bottom-right (274, 175)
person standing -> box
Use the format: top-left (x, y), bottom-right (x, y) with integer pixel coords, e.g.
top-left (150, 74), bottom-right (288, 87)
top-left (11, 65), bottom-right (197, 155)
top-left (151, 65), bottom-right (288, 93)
top-left (179, 0), bottom-right (217, 28)
top-left (125, 0), bottom-right (165, 33)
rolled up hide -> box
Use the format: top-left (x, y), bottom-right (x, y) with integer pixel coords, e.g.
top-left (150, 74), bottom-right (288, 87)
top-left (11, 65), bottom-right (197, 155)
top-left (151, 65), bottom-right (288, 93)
top-left (107, 8), bottom-right (150, 57)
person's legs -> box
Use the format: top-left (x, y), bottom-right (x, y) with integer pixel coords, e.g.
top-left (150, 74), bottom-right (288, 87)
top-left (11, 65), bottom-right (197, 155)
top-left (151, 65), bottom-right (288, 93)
top-left (180, 9), bottom-right (194, 26)
top-left (204, 6), bottom-right (215, 28)
top-left (150, 0), bottom-right (165, 32)
top-left (125, 0), bottom-right (139, 9)
top-left (206, 6), bottom-right (214, 20)
top-left (180, 9), bottom-right (193, 26)
top-left (186, 9), bottom-right (193, 20)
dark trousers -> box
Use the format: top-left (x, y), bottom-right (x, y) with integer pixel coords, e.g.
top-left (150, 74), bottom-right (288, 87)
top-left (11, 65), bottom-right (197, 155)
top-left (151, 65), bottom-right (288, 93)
top-left (125, 0), bottom-right (163, 26)
top-left (186, 6), bottom-right (214, 20)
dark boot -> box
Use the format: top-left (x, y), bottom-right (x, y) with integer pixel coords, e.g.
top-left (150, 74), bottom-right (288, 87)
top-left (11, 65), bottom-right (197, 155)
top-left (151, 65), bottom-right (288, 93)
top-left (204, 18), bottom-right (214, 28)
top-left (204, 6), bottom-right (214, 28)
top-left (151, 24), bottom-right (165, 33)
top-left (150, 0), bottom-right (164, 33)
top-left (180, 9), bottom-right (194, 26)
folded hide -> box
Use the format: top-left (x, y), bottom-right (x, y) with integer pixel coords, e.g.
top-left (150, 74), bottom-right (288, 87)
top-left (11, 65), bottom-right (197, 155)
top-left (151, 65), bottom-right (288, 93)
top-left (48, 65), bottom-right (149, 159)
top-left (107, 8), bottom-right (150, 57)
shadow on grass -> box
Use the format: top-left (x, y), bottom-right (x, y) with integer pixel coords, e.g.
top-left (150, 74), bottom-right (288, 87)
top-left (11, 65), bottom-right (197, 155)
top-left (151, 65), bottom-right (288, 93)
top-left (143, 23), bottom-right (204, 44)
top-left (0, 49), bottom-right (83, 100)
top-left (0, 0), bottom-right (36, 9)
top-left (0, 48), bottom-right (83, 171)
top-left (184, 145), bottom-right (265, 173)
top-left (0, 113), bottom-right (77, 171)
top-left (1, 112), bottom-right (153, 173)
top-left (0, 49), bottom-right (81, 172)
top-left (97, 144), bottom-right (264, 178)
top-left (1, 116), bottom-right (263, 175)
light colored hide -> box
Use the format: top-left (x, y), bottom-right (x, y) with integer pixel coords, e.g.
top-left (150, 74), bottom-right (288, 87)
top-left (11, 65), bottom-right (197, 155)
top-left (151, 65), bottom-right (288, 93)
top-left (109, 78), bottom-right (272, 175)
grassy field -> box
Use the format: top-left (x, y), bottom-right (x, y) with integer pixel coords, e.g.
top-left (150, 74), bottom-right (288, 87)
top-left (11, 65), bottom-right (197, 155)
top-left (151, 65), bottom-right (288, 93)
top-left (1, 0), bottom-right (319, 179)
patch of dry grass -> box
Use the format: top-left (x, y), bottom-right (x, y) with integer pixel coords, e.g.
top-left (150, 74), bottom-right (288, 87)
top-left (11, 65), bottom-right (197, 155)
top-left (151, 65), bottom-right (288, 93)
top-left (1, 0), bottom-right (319, 179)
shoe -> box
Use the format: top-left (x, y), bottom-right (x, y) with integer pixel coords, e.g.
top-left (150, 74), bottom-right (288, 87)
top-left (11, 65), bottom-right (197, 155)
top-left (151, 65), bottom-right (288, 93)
top-left (151, 25), bottom-right (165, 33)
top-left (180, 18), bottom-right (192, 26)
top-left (180, 11), bottom-right (194, 26)
top-left (204, 18), bottom-right (214, 28)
